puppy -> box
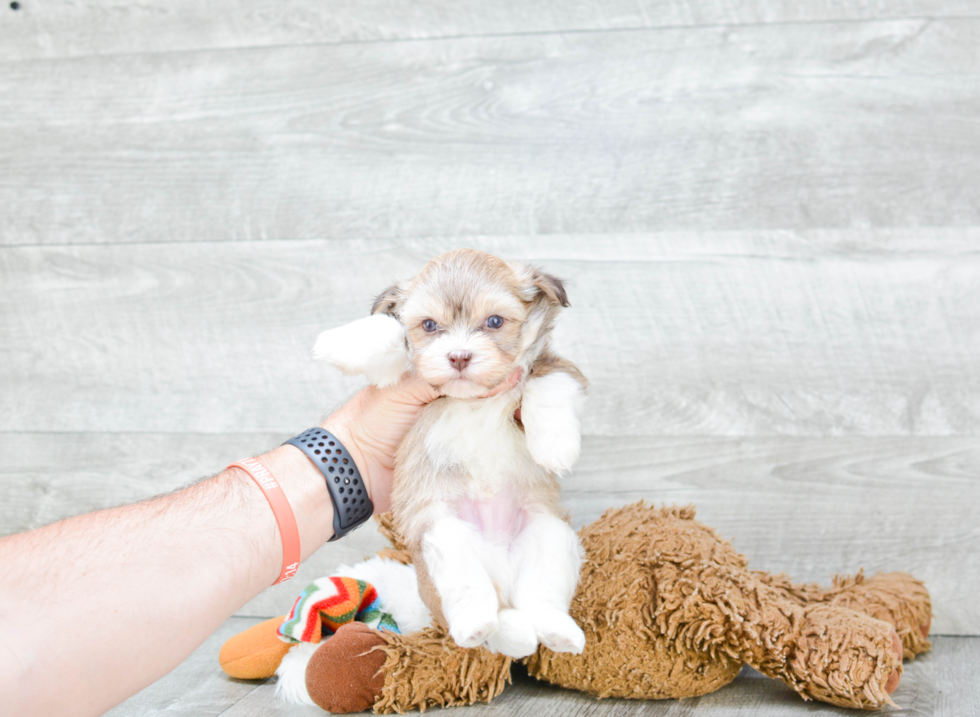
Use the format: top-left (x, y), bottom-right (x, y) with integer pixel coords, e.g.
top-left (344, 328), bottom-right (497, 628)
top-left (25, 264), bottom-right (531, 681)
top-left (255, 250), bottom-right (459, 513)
top-left (313, 249), bottom-right (587, 658)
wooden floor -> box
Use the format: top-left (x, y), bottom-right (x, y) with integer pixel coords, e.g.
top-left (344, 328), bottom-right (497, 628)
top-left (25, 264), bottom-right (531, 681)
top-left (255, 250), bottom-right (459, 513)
top-left (3, 0), bottom-right (980, 715)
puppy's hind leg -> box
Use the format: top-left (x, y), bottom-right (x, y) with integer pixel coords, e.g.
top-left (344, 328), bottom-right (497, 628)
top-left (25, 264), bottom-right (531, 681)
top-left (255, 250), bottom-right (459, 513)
top-left (484, 608), bottom-right (537, 659)
top-left (511, 512), bottom-right (586, 654)
top-left (421, 517), bottom-right (500, 649)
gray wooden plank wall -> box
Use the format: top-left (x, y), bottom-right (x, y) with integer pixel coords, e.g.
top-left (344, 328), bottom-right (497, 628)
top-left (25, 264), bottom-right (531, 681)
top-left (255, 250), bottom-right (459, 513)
top-left (3, 17), bottom-right (980, 245)
top-left (5, 1), bottom-right (980, 61)
top-left (2, 1), bottom-right (979, 714)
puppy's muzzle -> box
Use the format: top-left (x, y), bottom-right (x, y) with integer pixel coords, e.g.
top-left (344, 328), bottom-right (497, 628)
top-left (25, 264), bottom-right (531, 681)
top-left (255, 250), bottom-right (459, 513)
top-left (448, 351), bottom-right (472, 371)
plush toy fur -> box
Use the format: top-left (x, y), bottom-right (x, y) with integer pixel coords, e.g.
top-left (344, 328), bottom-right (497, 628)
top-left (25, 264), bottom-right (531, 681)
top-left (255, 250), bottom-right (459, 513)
top-left (220, 504), bottom-right (930, 713)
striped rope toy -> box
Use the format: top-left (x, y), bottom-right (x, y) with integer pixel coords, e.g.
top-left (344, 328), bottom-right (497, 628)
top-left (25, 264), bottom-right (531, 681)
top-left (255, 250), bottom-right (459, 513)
top-left (278, 576), bottom-right (399, 643)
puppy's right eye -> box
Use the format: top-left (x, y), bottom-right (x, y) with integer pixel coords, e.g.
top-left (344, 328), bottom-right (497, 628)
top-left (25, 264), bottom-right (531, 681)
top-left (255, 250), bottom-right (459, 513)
top-left (422, 319), bottom-right (438, 333)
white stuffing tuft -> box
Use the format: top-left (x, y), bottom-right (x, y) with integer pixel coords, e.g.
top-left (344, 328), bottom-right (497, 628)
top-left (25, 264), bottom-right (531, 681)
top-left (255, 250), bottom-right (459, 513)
top-left (333, 556), bottom-right (433, 633)
top-left (274, 642), bottom-right (318, 705)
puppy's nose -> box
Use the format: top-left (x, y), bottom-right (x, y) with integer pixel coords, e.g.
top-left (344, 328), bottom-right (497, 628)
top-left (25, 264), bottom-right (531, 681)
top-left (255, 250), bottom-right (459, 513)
top-left (448, 351), bottom-right (472, 371)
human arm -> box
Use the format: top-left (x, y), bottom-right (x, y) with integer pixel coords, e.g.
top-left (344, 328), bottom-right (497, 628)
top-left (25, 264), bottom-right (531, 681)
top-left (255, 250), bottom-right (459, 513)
top-left (0, 377), bottom-right (442, 717)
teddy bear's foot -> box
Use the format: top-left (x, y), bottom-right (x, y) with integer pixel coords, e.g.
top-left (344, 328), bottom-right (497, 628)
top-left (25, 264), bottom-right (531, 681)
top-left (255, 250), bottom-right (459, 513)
top-left (756, 570), bottom-right (932, 659)
top-left (218, 615), bottom-right (292, 679)
top-left (485, 609), bottom-right (538, 658)
top-left (304, 622), bottom-right (387, 713)
top-left (780, 605), bottom-right (904, 710)
top-left (526, 607), bottom-right (586, 654)
top-left (820, 572), bottom-right (932, 659)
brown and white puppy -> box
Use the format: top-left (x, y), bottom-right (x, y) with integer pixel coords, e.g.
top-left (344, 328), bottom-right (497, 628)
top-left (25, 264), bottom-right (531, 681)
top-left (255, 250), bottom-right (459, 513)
top-left (313, 249), bottom-right (587, 658)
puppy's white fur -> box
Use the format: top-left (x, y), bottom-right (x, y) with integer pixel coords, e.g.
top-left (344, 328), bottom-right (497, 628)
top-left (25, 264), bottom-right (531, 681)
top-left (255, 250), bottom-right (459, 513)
top-left (521, 372), bottom-right (585, 476)
top-left (510, 512), bottom-right (585, 653)
top-left (312, 314), bottom-right (411, 388)
top-left (314, 250), bottom-right (587, 658)
top-left (422, 516), bottom-right (503, 648)
top-left (424, 392), bottom-right (540, 487)
top-left (485, 608), bottom-right (538, 659)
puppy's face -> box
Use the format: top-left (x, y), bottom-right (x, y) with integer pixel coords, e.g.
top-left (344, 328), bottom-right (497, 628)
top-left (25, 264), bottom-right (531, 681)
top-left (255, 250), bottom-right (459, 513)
top-left (373, 250), bottom-right (568, 398)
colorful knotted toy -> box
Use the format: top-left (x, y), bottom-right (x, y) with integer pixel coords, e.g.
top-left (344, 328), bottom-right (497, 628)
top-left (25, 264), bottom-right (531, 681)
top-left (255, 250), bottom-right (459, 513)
top-left (278, 576), bottom-right (399, 644)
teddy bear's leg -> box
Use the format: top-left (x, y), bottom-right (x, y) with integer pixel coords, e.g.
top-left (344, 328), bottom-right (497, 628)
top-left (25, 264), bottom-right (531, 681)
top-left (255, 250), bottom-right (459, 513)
top-left (765, 571), bottom-right (932, 660)
top-left (526, 504), bottom-right (903, 708)
top-left (781, 604), bottom-right (904, 709)
top-left (219, 615), bottom-right (292, 679)
top-left (304, 622), bottom-right (512, 714)
top-left (753, 570), bottom-right (932, 659)
top-left (707, 568), bottom-right (906, 709)
top-left (525, 505), bottom-right (746, 701)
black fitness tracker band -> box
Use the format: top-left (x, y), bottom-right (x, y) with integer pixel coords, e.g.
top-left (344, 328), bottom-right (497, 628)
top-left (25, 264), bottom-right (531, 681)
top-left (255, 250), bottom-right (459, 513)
top-left (284, 428), bottom-right (374, 541)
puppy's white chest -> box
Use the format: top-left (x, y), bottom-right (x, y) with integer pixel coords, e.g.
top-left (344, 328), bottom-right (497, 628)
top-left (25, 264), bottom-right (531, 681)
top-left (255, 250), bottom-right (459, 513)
top-left (425, 395), bottom-right (534, 490)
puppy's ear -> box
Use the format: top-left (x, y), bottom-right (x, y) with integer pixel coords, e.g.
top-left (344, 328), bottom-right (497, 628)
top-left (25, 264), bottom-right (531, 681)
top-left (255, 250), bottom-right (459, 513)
top-left (371, 284), bottom-right (403, 316)
top-left (533, 270), bottom-right (570, 308)
top-left (514, 264), bottom-right (570, 308)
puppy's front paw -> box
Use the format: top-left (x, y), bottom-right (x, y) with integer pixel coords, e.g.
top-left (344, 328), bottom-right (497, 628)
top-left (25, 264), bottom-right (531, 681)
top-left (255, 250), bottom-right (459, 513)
top-left (448, 604), bottom-right (499, 649)
top-left (521, 372), bottom-right (584, 476)
top-left (528, 608), bottom-right (585, 654)
top-left (485, 609), bottom-right (538, 658)
top-left (525, 425), bottom-right (581, 476)
top-left (312, 314), bottom-right (411, 388)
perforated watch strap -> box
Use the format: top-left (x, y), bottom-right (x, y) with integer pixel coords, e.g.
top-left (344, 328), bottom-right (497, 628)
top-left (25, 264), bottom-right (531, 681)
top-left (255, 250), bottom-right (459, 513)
top-left (284, 428), bottom-right (374, 541)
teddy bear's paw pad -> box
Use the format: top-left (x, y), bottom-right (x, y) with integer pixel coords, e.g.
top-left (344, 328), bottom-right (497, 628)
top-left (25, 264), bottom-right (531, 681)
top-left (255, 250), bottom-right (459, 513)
top-left (529, 608), bottom-right (585, 654)
top-left (449, 608), bottom-right (500, 649)
top-left (485, 609), bottom-right (538, 658)
top-left (885, 632), bottom-right (903, 694)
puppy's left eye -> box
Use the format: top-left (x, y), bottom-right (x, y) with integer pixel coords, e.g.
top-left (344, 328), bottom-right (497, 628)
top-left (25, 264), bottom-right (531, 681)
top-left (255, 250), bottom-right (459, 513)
top-left (422, 319), bottom-right (438, 332)
top-left (485, 315), bottom-right (504, 329)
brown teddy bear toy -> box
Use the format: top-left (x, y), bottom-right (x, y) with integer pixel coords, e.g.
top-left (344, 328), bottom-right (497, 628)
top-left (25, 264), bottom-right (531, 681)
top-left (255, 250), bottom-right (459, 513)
top-left (220, 503), bottom-right (931, 713)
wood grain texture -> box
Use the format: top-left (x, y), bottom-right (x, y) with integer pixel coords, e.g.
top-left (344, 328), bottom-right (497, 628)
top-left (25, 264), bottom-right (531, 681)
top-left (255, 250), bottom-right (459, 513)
top-left (2, 234), bottom-right (978, 436)
top-left (3, 0), bottom-right (978, 61)
top-left (2, 18), bottom-right (980, 245)
top-left (3, 432), bottom-right (976, 634)
top-left (106, 635), bottom-right (977, 716)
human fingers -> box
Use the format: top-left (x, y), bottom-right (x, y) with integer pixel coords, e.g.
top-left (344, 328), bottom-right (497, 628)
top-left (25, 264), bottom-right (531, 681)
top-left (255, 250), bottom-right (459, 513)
top-left (479, 367), bottom-right (523, 399)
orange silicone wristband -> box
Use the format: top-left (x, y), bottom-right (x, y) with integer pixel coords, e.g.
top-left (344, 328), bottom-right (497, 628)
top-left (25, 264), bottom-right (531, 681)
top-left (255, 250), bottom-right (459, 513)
top-left (229, 457), bottom-right (301, 585)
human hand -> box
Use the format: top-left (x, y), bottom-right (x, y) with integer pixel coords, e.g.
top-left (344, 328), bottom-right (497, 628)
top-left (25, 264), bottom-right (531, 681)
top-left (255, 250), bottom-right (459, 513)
top-left (323, 368), bottom-right (522, 513)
